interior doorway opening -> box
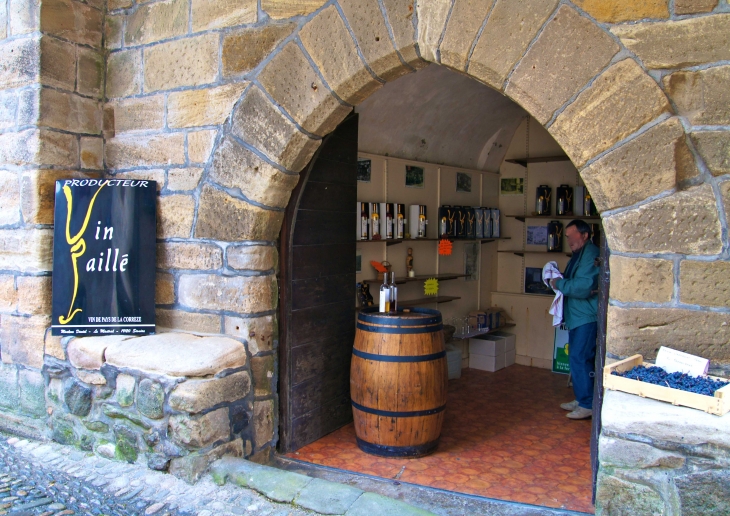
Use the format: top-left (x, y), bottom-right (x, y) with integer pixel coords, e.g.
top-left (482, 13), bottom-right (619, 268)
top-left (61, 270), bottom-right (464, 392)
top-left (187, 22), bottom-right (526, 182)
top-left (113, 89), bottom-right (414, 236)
top-left (279, 65), bottom-right (607, 515)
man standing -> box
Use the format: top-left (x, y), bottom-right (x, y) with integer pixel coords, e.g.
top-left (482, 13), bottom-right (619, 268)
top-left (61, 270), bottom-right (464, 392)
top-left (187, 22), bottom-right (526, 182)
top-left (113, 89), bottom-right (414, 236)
top-left (549, 220), bottom-right (599, 420)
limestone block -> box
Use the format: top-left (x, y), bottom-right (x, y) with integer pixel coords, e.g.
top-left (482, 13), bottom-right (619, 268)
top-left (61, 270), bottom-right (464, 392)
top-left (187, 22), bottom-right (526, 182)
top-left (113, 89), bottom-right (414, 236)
top-left (299, 6), bottom-right (382, 105)
top-left (178, 273), bottom-right (277, 314)
top-left (156, 272), bottom-right (175, 305)
top-left (439, 0), bottom-right (491, 71)
top-left (506, 5), bottom-right (619, 125)
top-left (572, 0), bottom-right (669, 23)
top-left (80, 137), bottom-right (103, 170)
top-left (380, 0), bottom-right (423, 67)
top-left (8, 0), bottom-right (40, 36)
top-left (222, 23), bottom-right (295, 78)
top-left (253, 400), bottom-right (274, 449)
top-left (106, 133), bottom-right (186, 169)
top-left (0, 37), bottom-right (40, 90)
top-left (231, 86), bottom-right (320, 173)
top-left (338, 0), bottom-right (411, 81)
top-left (16, 275), bottom-right (51, 315)
top-left (156, 194), bottom-right (195, 239)
top-left (124, 0), bottom-right (188, 46)
top-left (663, 65), bottom-right (730, 125)
top-left (106, 50), bottom-right (141, 98)
top-left (415, 0), bottom-right (450, 63)
top-left (194, 184), bottom-right (285, 242)
top-left (106, 95), bottom-right (165, 135)
top-left (40, 0), bottom-right (102, 48)
top-left (105, 333), bottom-right (248, 377)
top-left (594, 473), bottom-right (665, 516)
top-left (39, 88), bottom-right (101, 135)
top-left (207, 137), bottom-right (300, 209)
top-left (166, 168), bottom-right (203, 191)
top-left (261, 0), bottom-right (325, 19)
top-left (675, 470), bottom-right (730, 515)
top-left (169, 438), bottom-right (243, 484)
top-left (192, 0), bottom-right (257, 31)
top-left (167, 83), bottom-right (247, 129)
top-left (227, 245), bottom-right (278, 272)
top-left (105, 14), bottom-right (123, 50)
top-left (602, 184), bottom-right (721, 255)
top-left (0, 275), bottom-right (17, 312)
top-left (550, 59), bottom-right (671, 168)
top-left (157, 242), bottom-right (223, 270)
top-left (169, 407), bottom-right (230, 448)
top-left (18, 368), bottom-right (46, 417)
top-left (611, 14), bottom-right (730, 69)
top-left (76, 47), bottom-right (103, 98)
top-left (0, 363), bottom-right (19, 410)
top-left (675, 0), bottom-right (718, 14)
top-left (156, 310), bottom-right (222, 334)
top-left (258, 42), bottom-right (352, 137)
top-left (223, 315), bottom-right (276, 355)
top-left (67, 335), bottom-right (133, 369)
top-left (692, 131), bottom-right (730, 177)
top-left (188, 130), bottom-right (217, 164)
top-left (251, 355), bottom-right (274, 397)
top-left (581, 118), bottom-right (697, 212)
top-left (679, 260), bottom-right (730, 308)
top-left (0, 91), bottom-right (18, 131)
top-left (169, 371), bottom-right (251, 413)
top-left (0, 171), bottom-right (21, 226)
top-left (469, 0), bottom-right (558, 89)
top-left (607, 306), bottom-right (730, 361)
top-left (144, 33), bottom-right (218, 92)
top-left (0, 228), bottom-right (53, 273)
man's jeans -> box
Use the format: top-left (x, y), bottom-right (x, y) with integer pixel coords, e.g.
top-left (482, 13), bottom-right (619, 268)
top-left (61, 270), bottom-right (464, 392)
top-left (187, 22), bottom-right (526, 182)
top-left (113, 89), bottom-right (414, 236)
top-left (568, 322), bottom-right (597, 410)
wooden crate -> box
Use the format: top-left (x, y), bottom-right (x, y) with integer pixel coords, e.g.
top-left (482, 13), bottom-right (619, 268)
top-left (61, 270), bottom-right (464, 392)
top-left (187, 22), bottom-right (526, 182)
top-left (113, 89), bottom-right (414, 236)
top-left (604, 354), bottom-right (730, 416)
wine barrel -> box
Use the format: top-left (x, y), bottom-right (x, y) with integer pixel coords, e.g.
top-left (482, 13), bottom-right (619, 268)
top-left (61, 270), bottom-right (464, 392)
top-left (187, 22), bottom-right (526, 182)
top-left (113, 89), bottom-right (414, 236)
top-left (351, 307), bottom-right (448, 458)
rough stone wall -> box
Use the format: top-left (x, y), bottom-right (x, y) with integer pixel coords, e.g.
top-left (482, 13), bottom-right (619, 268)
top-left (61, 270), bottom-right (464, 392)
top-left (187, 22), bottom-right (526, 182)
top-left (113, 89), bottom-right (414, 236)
top-left (1, 0), bottom-right (730, 494)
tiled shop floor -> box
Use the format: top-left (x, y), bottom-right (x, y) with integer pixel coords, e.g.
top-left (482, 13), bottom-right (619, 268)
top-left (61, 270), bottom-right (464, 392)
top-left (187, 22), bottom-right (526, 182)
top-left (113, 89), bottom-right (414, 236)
top-left (286, 365), bottom-right (595, 514)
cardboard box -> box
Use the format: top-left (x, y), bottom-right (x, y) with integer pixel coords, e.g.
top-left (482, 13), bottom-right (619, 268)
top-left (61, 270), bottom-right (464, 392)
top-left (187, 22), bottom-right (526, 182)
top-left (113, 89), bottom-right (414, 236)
top-left (469, 335), bottom-right (506, 357)
top-left (490, 331), bottom-right (515, 352)
top-left (505, 348), bottom-right (516, 367)
top-left (470, 353), bottom-right (506, 372)
top-left (468, 310), bottom-right (488, 329)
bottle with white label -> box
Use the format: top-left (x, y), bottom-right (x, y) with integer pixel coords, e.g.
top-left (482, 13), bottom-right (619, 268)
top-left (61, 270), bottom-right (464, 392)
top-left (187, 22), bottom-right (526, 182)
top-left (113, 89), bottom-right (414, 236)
top-left (371, 203), bottom-right (380, 239)
top-left (359, 202), bottom-right (368, 240)
top-left (388, 272), bottom-right (397, 314)
top-left (396, 204), bottom-right (405, 239)
top-left (379, 274), bottom-right (390, 313)
top-left (386, 204), bottom-right (393, 239)
top-left (419, 205), bottom-right (427, 238)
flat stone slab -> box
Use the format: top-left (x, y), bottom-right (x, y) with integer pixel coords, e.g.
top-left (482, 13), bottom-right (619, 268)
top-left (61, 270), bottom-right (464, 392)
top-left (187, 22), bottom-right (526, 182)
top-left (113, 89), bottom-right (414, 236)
top-left (295, 477), bottom-right (364, 515)
top-left (67, 335), bottom-right (134, 370)
top-left (211, 457), bottom-right (312, 503)
top-left (601, 390), bottom-right (730, 449)
top-left (105, 333), bottom-right (247, 377)
top-left (345, 492), bottom-right (434, 516)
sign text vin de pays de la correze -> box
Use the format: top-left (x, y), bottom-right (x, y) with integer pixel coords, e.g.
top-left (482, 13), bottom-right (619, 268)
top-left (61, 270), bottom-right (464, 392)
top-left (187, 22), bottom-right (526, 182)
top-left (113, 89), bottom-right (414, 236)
top-left (51, 179), bottom-right (156, 336)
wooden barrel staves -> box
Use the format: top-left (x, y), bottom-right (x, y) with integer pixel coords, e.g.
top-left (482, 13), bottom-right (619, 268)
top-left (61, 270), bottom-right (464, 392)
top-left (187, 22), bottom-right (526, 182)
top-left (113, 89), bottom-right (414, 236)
top-left (351, 307), bottom-right (448, 458)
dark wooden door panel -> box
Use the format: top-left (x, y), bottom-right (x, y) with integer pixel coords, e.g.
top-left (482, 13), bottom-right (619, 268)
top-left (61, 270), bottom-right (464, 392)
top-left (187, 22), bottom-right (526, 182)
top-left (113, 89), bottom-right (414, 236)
top-left (279, 113), bottom-right (358, 453)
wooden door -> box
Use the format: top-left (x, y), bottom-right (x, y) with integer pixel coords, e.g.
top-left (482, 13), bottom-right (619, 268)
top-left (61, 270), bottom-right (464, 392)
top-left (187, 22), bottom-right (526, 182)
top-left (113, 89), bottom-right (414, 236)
top-left (278, 113), bottom-right (358, 453)
top-left (591, 231), bottom-right (610, 503)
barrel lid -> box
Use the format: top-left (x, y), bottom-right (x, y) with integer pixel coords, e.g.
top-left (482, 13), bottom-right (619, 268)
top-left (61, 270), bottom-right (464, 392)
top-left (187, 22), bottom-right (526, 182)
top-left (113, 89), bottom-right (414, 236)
top-left (358, 307), bottom-right (442, 326)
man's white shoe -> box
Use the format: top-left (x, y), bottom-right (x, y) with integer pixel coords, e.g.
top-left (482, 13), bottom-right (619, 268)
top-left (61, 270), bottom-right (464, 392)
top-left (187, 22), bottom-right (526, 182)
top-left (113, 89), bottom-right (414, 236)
top-left (560, 400), bottom-right (579, 411)
top-left (566, 406), bottom-right (592, 419)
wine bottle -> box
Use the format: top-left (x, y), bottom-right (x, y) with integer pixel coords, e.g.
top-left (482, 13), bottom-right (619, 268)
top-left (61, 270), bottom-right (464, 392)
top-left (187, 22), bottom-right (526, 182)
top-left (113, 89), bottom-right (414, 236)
top-left (418, 205), bottom-right (426, 238)
top-left (379, 274), bottom-right (390, 313)
top-left (371, 203), bottom-right (380, 238)
top-left (386, 204), bottom-right (393, 239)
top-left (360, 202), bottom-right (368, 240)
top-left (396, 205), bottom-right (405, 239)
top-left (388, 272), bottom-right (397, 314)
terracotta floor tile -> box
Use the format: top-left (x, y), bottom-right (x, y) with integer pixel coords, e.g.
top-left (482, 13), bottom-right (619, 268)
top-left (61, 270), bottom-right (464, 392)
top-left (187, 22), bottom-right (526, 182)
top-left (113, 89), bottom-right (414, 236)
top-left (285, 365), bottom-right (594, 514)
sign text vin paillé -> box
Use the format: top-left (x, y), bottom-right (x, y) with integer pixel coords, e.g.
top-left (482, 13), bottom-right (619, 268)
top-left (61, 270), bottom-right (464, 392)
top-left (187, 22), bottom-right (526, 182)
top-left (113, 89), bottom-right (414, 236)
top-left (51, 179), bottom-right (156, 336)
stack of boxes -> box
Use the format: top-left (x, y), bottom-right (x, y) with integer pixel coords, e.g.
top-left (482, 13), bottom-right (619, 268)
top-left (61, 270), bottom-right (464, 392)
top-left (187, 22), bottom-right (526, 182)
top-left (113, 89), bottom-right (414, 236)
top-left (469, 331), bottom-right (516, 372)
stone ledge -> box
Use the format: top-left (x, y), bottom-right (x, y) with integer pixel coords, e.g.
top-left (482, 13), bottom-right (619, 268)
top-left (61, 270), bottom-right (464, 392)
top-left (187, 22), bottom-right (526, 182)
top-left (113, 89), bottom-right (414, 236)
top-left (601, 390), bottom-right (730, 449)
top-left (68, 332), bottom-right (247, 377)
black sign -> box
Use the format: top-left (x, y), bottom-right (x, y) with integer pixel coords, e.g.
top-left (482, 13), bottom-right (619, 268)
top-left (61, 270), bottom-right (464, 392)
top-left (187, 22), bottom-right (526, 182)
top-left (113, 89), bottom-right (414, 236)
top-left (51, 179), bottom-right (156, 336)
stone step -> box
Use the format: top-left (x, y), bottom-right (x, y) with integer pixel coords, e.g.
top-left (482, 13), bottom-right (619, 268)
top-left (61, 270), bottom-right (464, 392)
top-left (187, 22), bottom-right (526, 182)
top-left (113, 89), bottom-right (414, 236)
top-left (209, 456), bottom-right (435, 515)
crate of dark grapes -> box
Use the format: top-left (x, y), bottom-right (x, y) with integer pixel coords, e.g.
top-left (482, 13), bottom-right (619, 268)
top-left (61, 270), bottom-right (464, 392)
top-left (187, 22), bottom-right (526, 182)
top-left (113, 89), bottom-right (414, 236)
top-left (604, 354), bottom-right (730, 416)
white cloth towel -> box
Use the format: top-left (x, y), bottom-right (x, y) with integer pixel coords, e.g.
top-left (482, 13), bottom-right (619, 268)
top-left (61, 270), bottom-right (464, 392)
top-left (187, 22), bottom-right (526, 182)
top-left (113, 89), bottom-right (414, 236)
top-left (543, 261), bottom-right (564, 327)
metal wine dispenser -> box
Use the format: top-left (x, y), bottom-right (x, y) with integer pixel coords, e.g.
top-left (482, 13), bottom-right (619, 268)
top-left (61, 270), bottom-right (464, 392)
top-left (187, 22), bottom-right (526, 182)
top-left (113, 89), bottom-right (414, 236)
top-left (535, 185), bottom-right (551, 216)
top-left (556, 185), bottom-right (573, 216)
top-left (547, 220), bottom-right (563, 252)
top-left (409, 205), bottom-right (427, 238)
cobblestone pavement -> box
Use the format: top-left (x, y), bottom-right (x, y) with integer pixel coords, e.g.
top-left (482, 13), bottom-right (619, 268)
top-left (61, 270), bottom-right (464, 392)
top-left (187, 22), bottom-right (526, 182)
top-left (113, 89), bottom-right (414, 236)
top-left (0, 433), bottom-right (319, 516)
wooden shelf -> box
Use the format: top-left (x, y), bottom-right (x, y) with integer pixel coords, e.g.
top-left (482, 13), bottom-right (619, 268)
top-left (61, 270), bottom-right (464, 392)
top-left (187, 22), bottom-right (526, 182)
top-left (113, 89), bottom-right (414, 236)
top-left (507, 215), bottom-right (600, 223)
top-left (399, 296), bottom-right (460, 308)
top-left (358, 237), bottom-right (511, 246)
top-left (362, 273), bottom-right (468, 286)
top-left (505, 156), bottom-right (571, 167)
top-left (498, 250), bottom-right (572, 257)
